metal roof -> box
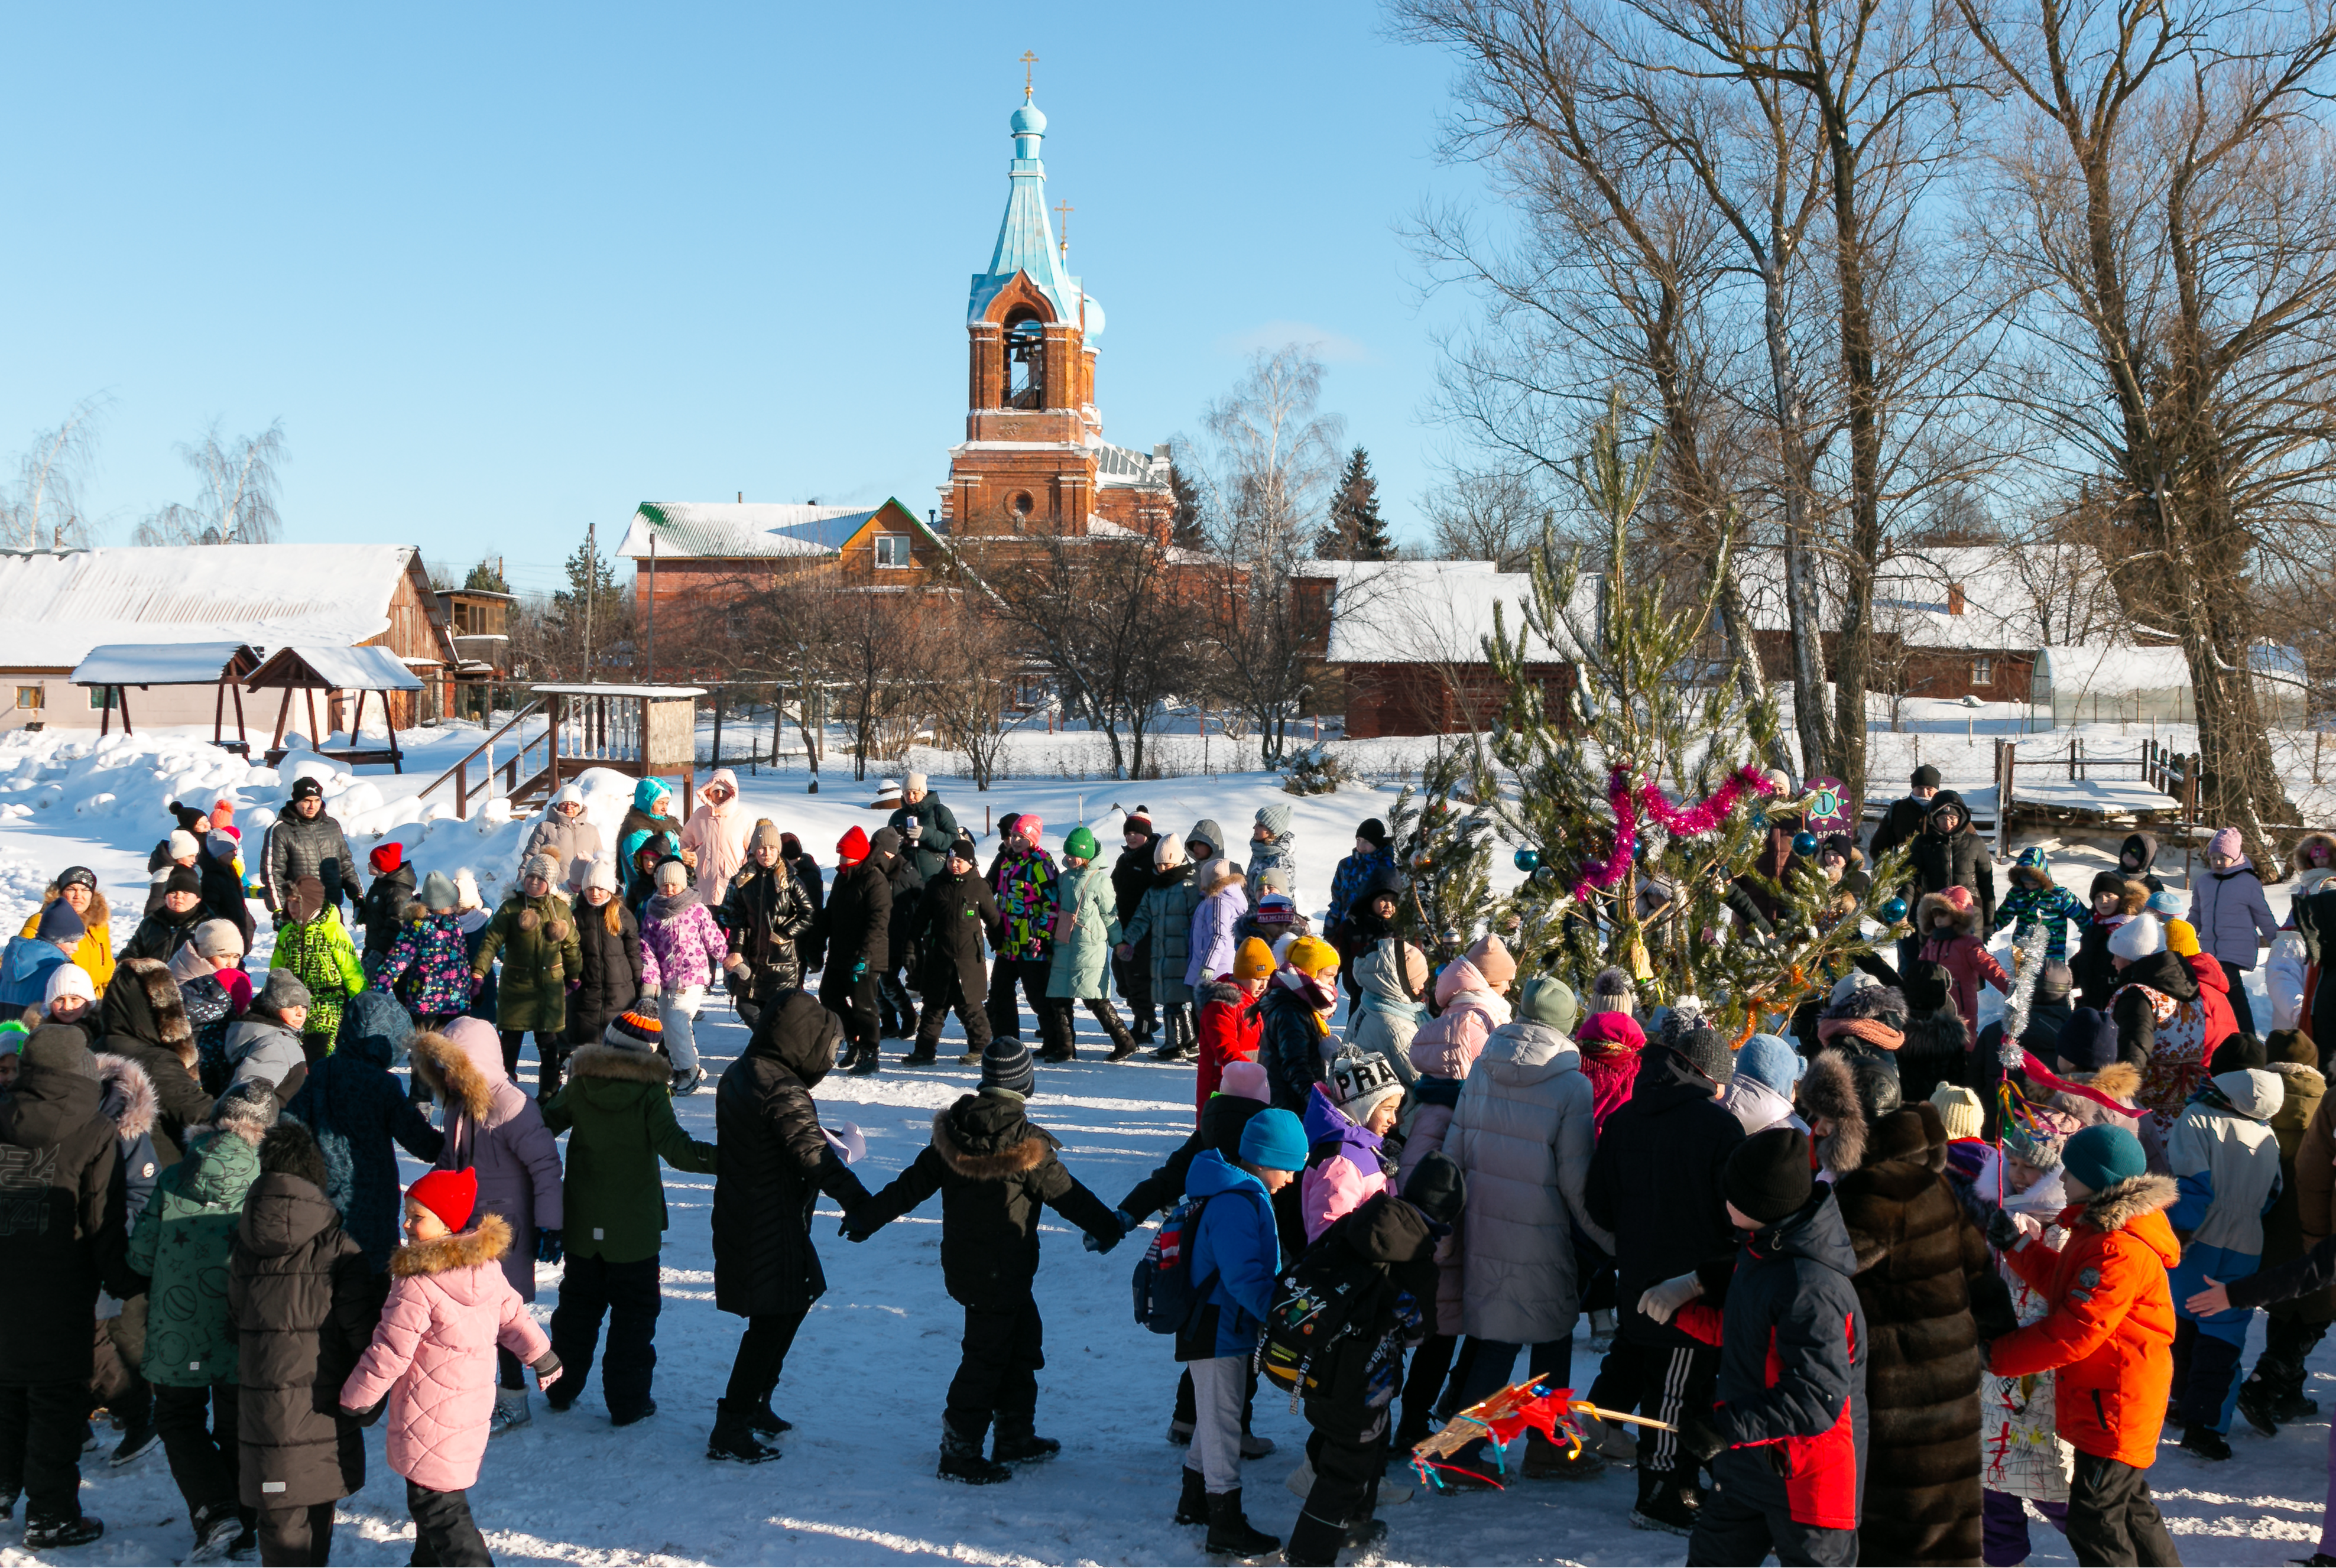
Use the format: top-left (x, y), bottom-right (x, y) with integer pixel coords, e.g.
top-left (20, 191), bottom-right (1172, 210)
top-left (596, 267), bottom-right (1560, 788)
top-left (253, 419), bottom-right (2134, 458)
top-left (966, 92), bottom-right (1103, 336)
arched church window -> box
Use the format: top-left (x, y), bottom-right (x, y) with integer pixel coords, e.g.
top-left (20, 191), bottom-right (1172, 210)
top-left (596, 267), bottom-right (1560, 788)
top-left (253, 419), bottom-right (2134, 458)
top-left (1012, 491), bottom-right (1036, 521)
top-left (1005, 314), bottom-right (1045, 410)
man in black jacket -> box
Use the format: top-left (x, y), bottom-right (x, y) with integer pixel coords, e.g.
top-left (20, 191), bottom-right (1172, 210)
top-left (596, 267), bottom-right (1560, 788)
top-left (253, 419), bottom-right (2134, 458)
top-left (1110, 809), bottom-right (1159, 1042)
top-left (264, 777), bottom-right (359, 928)
top-left (721, 822), bottom-right (816, 1030)
top-left (1585, 1009), bottom-right (1746, 1537)
top-left (846, 1037), bottom-right (1121, 1482)
top-left (1868, 764), bottom-right (1941, 866)
top-left (1912, 791), bottom-right (1996, 931)
top-left (886, 772), bottom-right (961, 885)
top-left (709, 992), bottom-right (872, 1465)
top-left (0, 1024), bottom-right (134, 1549)
top-left (907, 835), bottom-right (1002, 1068)
top-left (820, 826), bottom-right (891, 1077)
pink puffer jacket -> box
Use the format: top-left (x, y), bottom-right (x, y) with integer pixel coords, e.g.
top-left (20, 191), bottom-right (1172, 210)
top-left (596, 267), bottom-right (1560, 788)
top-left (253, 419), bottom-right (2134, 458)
top-left (411, 1018), bottom-right (563, 1303)
top-left (1407, 960), bottom-right (1511, 1080)
top-left (640, 890), bottom-right (727, 992)
top-left (341, 1214), bottom-right (550, 1493)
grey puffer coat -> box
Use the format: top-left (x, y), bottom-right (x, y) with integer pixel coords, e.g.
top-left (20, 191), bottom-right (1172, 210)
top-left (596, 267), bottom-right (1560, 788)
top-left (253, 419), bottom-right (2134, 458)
top-left (1124, 865), bottom-right (1201, 1007)
top-left (2191, 862), bottom-right (2280, 970)
top-left (1446, 1018), bottom-right (1609, 1343)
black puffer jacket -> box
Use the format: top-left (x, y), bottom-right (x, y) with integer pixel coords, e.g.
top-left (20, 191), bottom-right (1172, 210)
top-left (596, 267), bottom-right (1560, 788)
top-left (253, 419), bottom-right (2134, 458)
top-left (722, 863), bottom-right (816, 995)
top-left (916, 868), bottom-right (1002, 996)
top-left (852, 1092), bottom-right (1120, 1309)
top-left (121, 903), bottom-right (207, 965)
top-left (283, 994), bottom-right (443, 1271)
top-left (97, 957), bottom-right (212, 1168)
top-left (1585, 1045), bottom-right (1747, 1348)
top-left (359, 864), bottom-right (415, 957)
top-left (1907, 793), bottom-right (1996, 931)
top-left (886, 795), bottom-right (961, 884)
top-left (881, 839), bottom-right (926, 976)
top-left (2110, 947), bottom-right (2202, 1066)
top-left (1109, 836), bottom-right (1158, 947)
top-left (823, 858), bottom-right (893, 973)
top-left (229, 1131), bottom-right (375, 1511)
top-left (786, 848), bottom-right (826, 973)
top-left (1117, 1090), bottom-right (1268, 1219)
top-left (266, 808), bottom-right (360, 917)
top-left (0, 1034), bottom-right (129, 1385)
top-left (565, 900), bottom-right (644, 1049)
top-left (712, 992), bottom-right (871, 1319)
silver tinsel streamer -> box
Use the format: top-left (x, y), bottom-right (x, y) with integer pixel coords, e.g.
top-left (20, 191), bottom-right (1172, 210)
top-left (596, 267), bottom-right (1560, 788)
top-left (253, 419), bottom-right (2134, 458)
top-left (1997, 923), bottom-right (2051, 1066)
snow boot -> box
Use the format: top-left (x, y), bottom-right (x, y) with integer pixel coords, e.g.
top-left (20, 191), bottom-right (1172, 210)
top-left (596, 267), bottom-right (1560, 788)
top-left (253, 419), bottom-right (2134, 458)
top-left (846, 1041), bottom-right (880, 1076)
top-left (1284, 1503), bottom-right (1385, 1567)
top-left (1152, 1012), bottom-right (1198, 1061)
top-left (991, 1416), bottom-right (1060, 1465)
top-left (2238, 1378), bottom-right (2284, 1437)
top-left (109, 1410), bottom-right (159, 1468)
top-left (1239, 1430), bottom-right (1276, 1459)
top-left (1166, 1417), bottom-right (1195, 1445)
top-left (489, 1389), bottom-right (530, 1436)
top-left (670, 1066), bottom-right (705, 1096)
top-left (1175, 1466), bottom-right (1211, 1526)
top-left (186, 1501), bottom-right (246, 1563)
top-left (2180, 1425), bottom-right (2232, 1461)
top-left (743, 1400), bottom-right (793, 1437)
top-left (611, 1399), bottom-right (657, 1428)
top-left (1630, 1470), bottom-right (1699, 1535)
top-left (901, 1042), bottom-right (938, 1066)
top-left (1523, 1427), bottom-right (1605, 1480)
top-left (1203, 1488), bottom-right (1280, 1559)
top-left (24, 1512), bottom-right (105, 1550)
top-left (707, 1400), bottom-right (782, 1463)
top-left (1591, 1414), bottom-right (1638, 1466)
top-left (937, 1421), bottom-right (1011, 1485)
top-left (1106, 1028), bottom-right (1141, 1061)
top-left (957, 1047), bottom-right (984, 1067)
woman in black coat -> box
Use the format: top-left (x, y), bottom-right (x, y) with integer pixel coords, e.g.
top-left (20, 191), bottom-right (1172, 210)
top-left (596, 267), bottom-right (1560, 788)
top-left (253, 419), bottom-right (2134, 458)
top-left (708, 991), bottom-right (872, 1463)
top-left (781, 834), bottom-right (826, 975)
top-left (566, 869), bottom-right (645, 1073)
top-left (227, 1125), bottom-right (377, 1566)
top-left (904, 843), bottom-right (1002, 1067)
top-left (721, 827), bottom-right (816, 1030)
top-left (95, 957), bottom-right (214, 1170)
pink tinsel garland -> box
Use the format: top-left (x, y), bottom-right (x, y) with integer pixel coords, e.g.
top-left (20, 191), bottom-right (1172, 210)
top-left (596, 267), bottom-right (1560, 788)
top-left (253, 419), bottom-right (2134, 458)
top-left (1567, 763), bottom-right (1779, 903)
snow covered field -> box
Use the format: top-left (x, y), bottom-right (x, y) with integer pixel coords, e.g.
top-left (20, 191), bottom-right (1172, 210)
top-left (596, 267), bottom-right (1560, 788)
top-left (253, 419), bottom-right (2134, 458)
top-left (2, 722), bottom-right (2333, 1564)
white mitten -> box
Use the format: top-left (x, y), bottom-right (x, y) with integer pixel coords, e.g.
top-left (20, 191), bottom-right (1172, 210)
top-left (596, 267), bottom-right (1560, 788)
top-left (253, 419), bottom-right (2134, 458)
top-left (1637, 1271), bottom-right (1705, 1326)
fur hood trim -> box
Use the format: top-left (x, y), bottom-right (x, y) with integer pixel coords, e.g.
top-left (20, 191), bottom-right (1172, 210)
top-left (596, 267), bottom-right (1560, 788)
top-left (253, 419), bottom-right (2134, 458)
top-left (1796, 1050), bottom-right (1868, 1176)
top-left (566, 1043), bottom-right (674, 1085)
top-left (2083, 1173), bottom-right (2178, 1234)
top-left (1823, 984), bottom-right (1906, 1025)
top-left (1916, 889), bottom-right (1982, 936)
top-left (408, 1030), bottom-right (494, 1122)
top-left (1196, 859), bottom-right (1246, 899)
top-left (2117, 879), bottom-right (2150, 916)
top-left (391, 1212), bottom-right (514, 1277)
top-left (930, 1108), bottom-right (1057, 1179)
top-left (118, 956), bottom-right (196, 1067)
top-left (38, 885), bottom-right (109, 931)
top-left (1198, 976), bottom-right (1253, 1008)
top-left (2272, 1061), bottom-right (2327, 1095)
top-left (92, 1051), bottom-right (159, 1141)
top-left (1902, 1006), bottom-right (1968, 1058)
top-left (2289, 833), bottom-right (2336, 884)
top-left (2070, 1061), bottom-right (2143, 1105)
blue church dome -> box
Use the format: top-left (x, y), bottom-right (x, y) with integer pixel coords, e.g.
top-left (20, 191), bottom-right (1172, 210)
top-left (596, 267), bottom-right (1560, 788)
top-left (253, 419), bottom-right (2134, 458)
top-left (1010, 99), bottom-right (1046, 135)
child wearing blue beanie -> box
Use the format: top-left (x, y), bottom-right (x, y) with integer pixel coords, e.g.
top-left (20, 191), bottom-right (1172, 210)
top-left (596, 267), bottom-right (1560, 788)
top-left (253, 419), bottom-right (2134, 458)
top-left (1174, 1106), bottom-right (1306, 1557)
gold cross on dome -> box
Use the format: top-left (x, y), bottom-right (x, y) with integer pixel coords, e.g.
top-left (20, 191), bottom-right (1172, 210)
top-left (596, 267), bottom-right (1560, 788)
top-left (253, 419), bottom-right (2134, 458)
top-left (1021, 50), bottom-right (1039, 98)
top-left (1055, 199), bottom-right (1073, 259)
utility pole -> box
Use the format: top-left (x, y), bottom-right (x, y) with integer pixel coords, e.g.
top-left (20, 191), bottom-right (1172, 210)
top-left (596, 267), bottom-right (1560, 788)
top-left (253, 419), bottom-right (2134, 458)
top-left (645, 533), bottom-right (658, 684)
top-left (582, 522), bottom-right (595, 683)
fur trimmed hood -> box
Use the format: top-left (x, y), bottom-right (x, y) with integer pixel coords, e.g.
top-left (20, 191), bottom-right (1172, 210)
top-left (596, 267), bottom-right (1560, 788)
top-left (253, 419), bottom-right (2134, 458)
top-left (99, 955), bottom-right (195, 1069)
top-left (35, 884), bottom-right (109, 932)
top-left (931, 1101), bottom-right (1060, 1180)
top-left (1823, 983), bottom-right (1907, 1026)
top-left (2081, 1172), bottom-right (2179, 1235)
top-left (2272, 1060), bottom-right (2327, 1095)
top-left (1198, 975), bottom-right (1254, 1009)
top-left (564, 1043), bottom-right (673, 1084)
top-left (1796, 1050), bottom-right (1868, 1177)
top-left (390, 1212), bottom-right (514, 1277)
top-left (407, 1026), bottom-right (496, 1121)
top-left (1196, 858), bottom-right (1246, 900)
top-left (92, 1051), bottom-right (158, 1142)
top-left (2064, 1060), bottom-right (2143, 1106)
top-left (1917, 888), bottom-right (1983, 936)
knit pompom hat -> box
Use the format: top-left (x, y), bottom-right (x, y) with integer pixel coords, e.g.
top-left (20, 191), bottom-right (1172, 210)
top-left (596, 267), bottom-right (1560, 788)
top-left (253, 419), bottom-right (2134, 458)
top-left (604, 1009), bottom-right (663, 1054)
top-left (1329, 1051), bottom-right (1404, 1126)
top-left (212, 1079), bottom-right (281, 1139)
top-left (2004, 1107), bottom-right (2081, 1171)
top-left (406, 1167), bottom-right (478, 1233)
top-left (523, 852), bottom-right (561, 884)
top-left (1586, 966), bottom-right (1636, 1018)
top-left (2108, 913), bottom-right (2164, 961)
top-left (750, 819), bottom-right (785, 853)
top-left (1929, 1084), bottom-right (1985, 1142)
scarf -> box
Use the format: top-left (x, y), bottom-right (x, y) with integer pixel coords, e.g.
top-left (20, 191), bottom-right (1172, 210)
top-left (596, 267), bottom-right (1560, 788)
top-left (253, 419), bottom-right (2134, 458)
top-left (1818, 1015), bottom-right (1905, 1052)
top-left (647, 887), bottom-right (703, 924)
top-left (1274, 966), bottom-right (1338, 1034)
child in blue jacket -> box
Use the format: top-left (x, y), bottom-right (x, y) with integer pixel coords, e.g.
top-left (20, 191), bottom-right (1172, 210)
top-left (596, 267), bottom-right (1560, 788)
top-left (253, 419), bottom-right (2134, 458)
top-left (1994, 848), bottom-right (2090, 965)
top-left (1175, 1107), bottom-right (1306, 1559)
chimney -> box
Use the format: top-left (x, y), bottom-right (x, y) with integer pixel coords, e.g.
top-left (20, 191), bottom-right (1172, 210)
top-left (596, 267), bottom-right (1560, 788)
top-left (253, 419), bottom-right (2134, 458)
top-left (737, 491), bottom-right (744, 504)
top-left (1946, 582), bottom-right (1966, 616)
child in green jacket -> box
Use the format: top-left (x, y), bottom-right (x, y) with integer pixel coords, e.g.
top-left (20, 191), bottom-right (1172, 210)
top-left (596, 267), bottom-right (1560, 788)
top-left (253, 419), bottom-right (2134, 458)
top-left (268, 876), bottom-right (365, 1061)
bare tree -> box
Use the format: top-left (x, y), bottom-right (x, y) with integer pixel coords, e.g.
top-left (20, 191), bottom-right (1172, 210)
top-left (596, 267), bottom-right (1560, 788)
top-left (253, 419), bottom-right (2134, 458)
top-left (914, 593), bottom-right (1030, 790)
top-left (1422, 469), bottom-right (1547, 569)
top-left (2, 395), bottom-right (109, 549)
top-left (1961, 0), bottom-right (2336, 849)
top-left (134, 420), bottom-right (288, 546)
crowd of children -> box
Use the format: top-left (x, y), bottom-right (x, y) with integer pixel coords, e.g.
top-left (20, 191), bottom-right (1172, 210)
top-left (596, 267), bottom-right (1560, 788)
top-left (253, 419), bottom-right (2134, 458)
top-left (7, 765), bottom-right (2336, 1564)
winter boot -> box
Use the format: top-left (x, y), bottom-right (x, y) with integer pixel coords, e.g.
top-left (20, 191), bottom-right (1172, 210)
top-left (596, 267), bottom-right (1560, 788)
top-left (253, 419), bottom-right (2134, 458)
top-left (2238, 1377), bottom-right (2285, 1437)
top-left (957, 1047), bottom-right (984, 1067)
top-left (109, 1407), bottom-right (158, 1468)
top-left (938, 1421), bottom-right (1011, 1485)
top-left (1153, 1011), bottom-right (1198, 1062)
top-left (1591, 1414), bottom-right (1639, 1466)
top-left (1166, 1417), bottom-right (1195, 1445)
top-left (901, 1040), bottom-right (939, 1066)
top-left (991, 1416), bottom-right (1061, 1465)
top-left (1104, 1015), bottom-right (1140, 1061)
top-left (1286, 1502), bottom-right (1381, 1567)
top-left (1174, 1466), bottom-right (1211, 1525)
top-left (1630, 1470), bottom-right (1699, 1535)
top-left (611, 1399), bottom-right (657, 1428)
top-left (846, 1041), bottom-right (880, 1076)
top-left (187, 1501), bottom-right (245, 1563)
top-left (743, 1400), bottom-right (793, 1437)
top-left (2180, 1425), bottom-right (2232, 1461)
top-left (1203, 1488), bottom-right (1280, 1559)
top-left (1522, 1426), bottom-right (1605, 1480)
top-left (489, 1389), bottom-right (530, 1436)
top-left (707, 1400), bottom-right (782, 1463)
top-left (24, 1512), bottom-right (105, 1550)
top-left (1133, 1006), bottom-right (1157, 1044)
top-left (1239, 1429), bottom-right (1276, 1459)
top-left (670, 1066), bottom-right (705, 1096)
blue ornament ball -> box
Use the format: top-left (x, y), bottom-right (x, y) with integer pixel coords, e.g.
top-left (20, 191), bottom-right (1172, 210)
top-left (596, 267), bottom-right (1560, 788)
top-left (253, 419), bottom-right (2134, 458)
top-left (1878, 896), bottom-right (1909, 924)
top-left (1792, 830), bottom-right (1820, 856)
top-left (1751, 810), bottom-right (1767, 829)
top-left (1633, 837), bottom-right (1650, 861)
top-left (1534, 864), bottom-right (1559, 884)
top-left (1513, 847), bottom-right (1540, 874)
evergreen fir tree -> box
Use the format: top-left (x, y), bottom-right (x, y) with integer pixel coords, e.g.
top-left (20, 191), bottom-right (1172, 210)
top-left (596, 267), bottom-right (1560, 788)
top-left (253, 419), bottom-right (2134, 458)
top-left (463, 557), bottom-right (511, 593)
top-left (1487, 396), bottom-right (1904, 1037)
top-left (1381, 742), bottom-right (1498, 965)
top-left (549, 539), bottom-right (624, 636)
top-left (1319, 445), bottom-right (1396, 560)
top-left (1166, 461), bottom-right (1209, 551)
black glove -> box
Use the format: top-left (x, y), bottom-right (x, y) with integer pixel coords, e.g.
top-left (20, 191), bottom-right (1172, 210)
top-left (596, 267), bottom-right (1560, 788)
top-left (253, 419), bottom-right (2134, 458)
top-left (1985, 1208), bottom-right (2026, 1253)
top-left (1969, 1270), bottom-right (2021, 1343)
top-left (536, 1228), bottom-right (563, 1265)
top-left (1675, 1407), bottom-right (1728, 1466)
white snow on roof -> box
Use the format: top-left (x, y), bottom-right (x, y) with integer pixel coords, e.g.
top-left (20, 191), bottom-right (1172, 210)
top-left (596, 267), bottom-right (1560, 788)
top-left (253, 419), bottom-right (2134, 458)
top-left (616, 503), bottom-right (867, 560)
top-left (1735, 544), bottom-right (2113, 649)
top-left (2036, 643), bottom-right (2301, 694)
top-left (253, 645), bottom-right (424, 692)
top-left (0, 544), bottom-right (417, 670)
top-left (1325, 562), bottom-right (1582, 664)
top-left (70, 642), bottom-right (255, 686)
top-left (531, 683), bottom-right (708, 698)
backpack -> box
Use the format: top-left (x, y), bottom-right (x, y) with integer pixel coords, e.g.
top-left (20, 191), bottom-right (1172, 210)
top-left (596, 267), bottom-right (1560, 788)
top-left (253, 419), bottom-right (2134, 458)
top-left (1131, 1192), bottom-right (1214, 1333)
top-left (1257, 1239), bottom-right (1383, 1404)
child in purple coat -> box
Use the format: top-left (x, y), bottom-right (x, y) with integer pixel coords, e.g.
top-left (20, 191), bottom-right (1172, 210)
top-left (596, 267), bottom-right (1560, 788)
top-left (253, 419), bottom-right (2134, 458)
top-left (639, 858), bottom-right (726, 1095)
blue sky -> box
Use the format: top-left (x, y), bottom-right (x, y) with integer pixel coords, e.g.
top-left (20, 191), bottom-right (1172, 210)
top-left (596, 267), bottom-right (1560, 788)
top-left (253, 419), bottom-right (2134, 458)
top-left (0, 4), bottom-right (1487, 596)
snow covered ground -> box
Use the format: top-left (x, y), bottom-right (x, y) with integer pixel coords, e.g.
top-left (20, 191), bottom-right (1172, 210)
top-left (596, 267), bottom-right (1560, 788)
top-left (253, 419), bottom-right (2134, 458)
top-left (2, 721), bottom-right (2332, 1564)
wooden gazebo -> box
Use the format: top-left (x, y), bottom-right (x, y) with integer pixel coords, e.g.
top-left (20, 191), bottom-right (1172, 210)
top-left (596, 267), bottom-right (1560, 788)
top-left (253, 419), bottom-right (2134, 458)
top-left (417, 683), bottom-right (705, 820)
top-left (70, 642), bottom-right (262, 749)
top-left (245, 645), bottom-right (426, 772)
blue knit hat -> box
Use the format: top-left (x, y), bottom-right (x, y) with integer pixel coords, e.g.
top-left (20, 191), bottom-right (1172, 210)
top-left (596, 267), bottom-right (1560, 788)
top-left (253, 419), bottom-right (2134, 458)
top-left (2062, 1124), bottom-right (2146, 1193)
top-left (1238, 1107), bottom-right (1307, 1172)
top-left (2145, 889), bottom-right (2186, 918)
top-left (1735, 1033), bottom-right (1805, 1096)
top-left (979, 1036), bottom-right (1035, 1098)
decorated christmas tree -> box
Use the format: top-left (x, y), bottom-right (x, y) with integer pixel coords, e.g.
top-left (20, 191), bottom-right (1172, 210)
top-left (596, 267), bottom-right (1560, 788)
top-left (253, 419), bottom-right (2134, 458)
top-left (1485, 399), bottom-right (1905, 1039)
top-left (1381, 741), bottom-right (1498, 966)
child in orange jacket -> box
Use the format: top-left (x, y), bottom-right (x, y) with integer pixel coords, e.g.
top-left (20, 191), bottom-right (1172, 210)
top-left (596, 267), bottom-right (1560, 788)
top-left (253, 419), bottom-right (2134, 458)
top-left (1985, 1124), bottom-right (2181, 1566)
top-left (1193, 939), bottom-right (1273, 1116)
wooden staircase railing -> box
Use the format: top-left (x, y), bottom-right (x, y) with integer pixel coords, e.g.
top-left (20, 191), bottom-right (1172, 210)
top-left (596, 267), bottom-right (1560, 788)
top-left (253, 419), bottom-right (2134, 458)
top-left (414, 701), bottom-right (552, 820)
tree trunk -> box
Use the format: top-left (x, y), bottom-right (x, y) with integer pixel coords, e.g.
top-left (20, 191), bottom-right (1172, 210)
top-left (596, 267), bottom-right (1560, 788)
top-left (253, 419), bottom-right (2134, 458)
top-left (1759, 253), bottom-right (1837, 781)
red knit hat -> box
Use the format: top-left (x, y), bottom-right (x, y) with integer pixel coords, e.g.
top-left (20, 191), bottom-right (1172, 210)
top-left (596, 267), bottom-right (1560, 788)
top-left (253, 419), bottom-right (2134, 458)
top-left (836, 825), bottom-right (870, 867)
top-left (406, 1167), bottom-right (478, 1233)
top-left (1938, 885), bottom-right (1974, 915)
top-left (370, 842), bottom-right (404, 875)
top-left (210, 797), bottom-right (236, 823)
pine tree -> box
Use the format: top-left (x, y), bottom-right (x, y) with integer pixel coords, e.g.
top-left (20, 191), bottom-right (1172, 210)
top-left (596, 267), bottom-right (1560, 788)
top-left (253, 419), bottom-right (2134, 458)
top-left (1319, 445), bottom-right (1396, 560)
top-left (1166, 462), bottom-right (1209, 551)
top-left (1487, 396), bottom-right (1903, 1037)
top-left (549, 539), bottom-right (623, 635)
top-left (1381, 742), bottom-right (1498, 966)
top-left (463, 557), bottom-right (511, 593)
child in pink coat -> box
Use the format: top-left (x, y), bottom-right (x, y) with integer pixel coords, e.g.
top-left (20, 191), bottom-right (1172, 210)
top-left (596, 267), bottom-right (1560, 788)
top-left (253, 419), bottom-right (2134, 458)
top-left (1298, 1053), bottom-right (1405, 1242)
top-left (342, 1168), bottom-right (557, 1567)
top-left (1917, 885), bottom-right (2010, 1047)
